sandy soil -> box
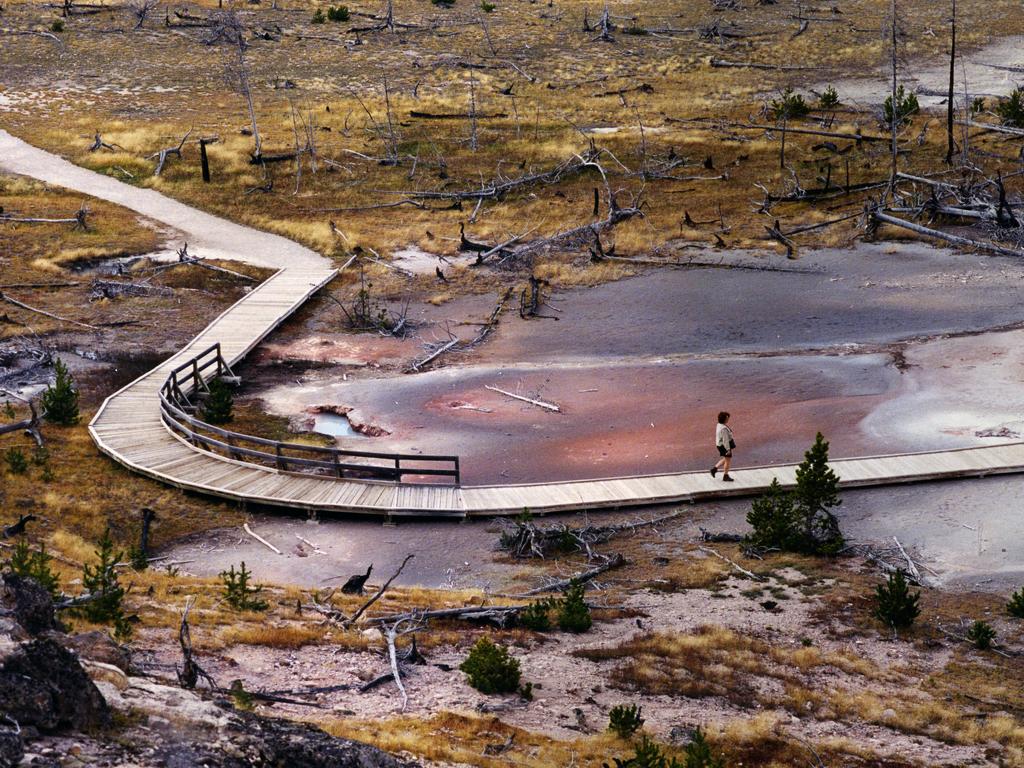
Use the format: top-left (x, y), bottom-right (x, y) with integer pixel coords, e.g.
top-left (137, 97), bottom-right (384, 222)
top-left (826, 35), bottom-right (1024, 108)
top-left (132, 572), bottom-right (989, 766)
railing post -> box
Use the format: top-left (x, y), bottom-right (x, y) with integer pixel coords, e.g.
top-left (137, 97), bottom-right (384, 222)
top-left (192, 359), bottom-right (201, 392)
top-left (275, 444), bottom-right (287, 471)
top-left (227, 435), bottom-right (241, 461)
top-left (454, 457), bottom-right (461, 485)
top-left (394, 457), bottom-right (401, 482)
top-left (333, 451), bottom-right (342, 478)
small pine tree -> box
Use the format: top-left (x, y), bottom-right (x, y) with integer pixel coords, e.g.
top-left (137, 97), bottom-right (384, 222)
top-left (770, 87), bottom-right (810, 120)
top-left (996, 88), bottom-right (1024, 128)
top-left (326, 4), bottom-right (349, 20)
top-left (41, 359), bottom-right (79, 425)
top-left (745, 478), bottom-right (796, 550)
top-left (792, 432), bottom-right (844, 554)
top-left (201, 378), bottom-right (234, 425)
top-left (884, 85), bottom-right (919, 126)
top-left (518, 599), bottom-right (553, 631)
top-left (7, 540), bottom-right (60, 599)
top-left (608, 704), bottom-right (644, 739)
top-left (3, 447), bottom-right (28, 475)
top-left (558, 579), bottom-right (592, 633)
top-left (819, 85), bottom-right (840, 109)
top-left (966, 620), bottom-right (996, 650)
top-left (873, 569), bottom-right (920, 631)
top-left (220, 561), bottom-right (268, 611)
top-left (74, 529), bottom-right (132, 640)
top-left (459, 636), bottom-right (521, 694)
top-left (1007, 587), bottom-right (1024, 619)
top-left (683, 728), bottom-right (725, 768)
top-left (311, 7), bottom-right (326, 23)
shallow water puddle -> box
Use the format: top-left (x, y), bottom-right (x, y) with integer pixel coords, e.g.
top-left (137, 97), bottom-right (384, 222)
top-left (311, 411), bottom-right (366, 439)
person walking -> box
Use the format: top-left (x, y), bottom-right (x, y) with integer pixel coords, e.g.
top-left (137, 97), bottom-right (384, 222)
top-left (711, 411), bottom-right (735, 482)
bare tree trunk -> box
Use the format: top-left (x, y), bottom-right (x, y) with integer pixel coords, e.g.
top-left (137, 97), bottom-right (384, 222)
top-left (888, 0), bottom-right (899, 199)
top-left (946, 0), bottom-right (956, 164)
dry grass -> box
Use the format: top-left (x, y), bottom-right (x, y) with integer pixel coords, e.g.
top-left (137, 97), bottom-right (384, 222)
top-left (4, 0), bottom-right (1024, 301)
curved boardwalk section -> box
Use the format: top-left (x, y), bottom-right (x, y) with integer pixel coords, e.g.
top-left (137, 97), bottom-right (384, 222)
top-left (4, 129), bottom-right (1024, 518)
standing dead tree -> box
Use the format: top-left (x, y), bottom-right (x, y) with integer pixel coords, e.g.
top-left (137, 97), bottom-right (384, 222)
top-left (595, 3), bottom-right (614, 42)
top-left (946, 0), bottom-right (957, 163)
top-left (210, 12), bottom-right (263, 163)
top-left (345, 77), bottom-right (400, 165)
top-left (176, 597), bottom-right (217, 690)
top-left (130, 0), bottom-right (160, 29)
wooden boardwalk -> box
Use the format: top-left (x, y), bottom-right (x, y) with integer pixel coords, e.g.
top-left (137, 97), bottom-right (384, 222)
top-left (5, 129), bottom-right (1024, 518)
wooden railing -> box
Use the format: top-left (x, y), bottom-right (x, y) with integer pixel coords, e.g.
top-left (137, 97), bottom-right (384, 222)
top-left (158, 344), bottom-right (460, 484)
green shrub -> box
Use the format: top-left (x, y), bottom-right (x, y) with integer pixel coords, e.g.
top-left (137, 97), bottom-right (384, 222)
top-left (622, 23), bottom-right (648, 35)
top-left (432, 0), bottom-right (455, 6)
top-left (873, 570), bottom-right (920, 631)
top-left (608, 703), bottom-right (644, 739)
top-left (480, 0), bottom-right (495, 11)
top-left (683, 728), bottom-right (725, 768)
top-left (518, 599), bottom-right (554, 631)
top-left (459, 636), bottom-right (521, 694)
top-left (201, 378), bottom-right (234, 424)
top-left (966, 620), bottom-right (996, 650)
top-left (311, 8), bottom-right (326, 23)
top-left (1007, 587), bottom-right (1024, 619)
top-left (996, 88), bottom-right (1024, 128)
top-left (745, 478), bottom-right (795, 550)
top-left (2, 402), bottom-right (14, 419)
top-left (50, 19), bottom-right (64, 32)
top-left (746, 434), bottom-right (844, 555)
top-left (819, 85), bottom-right (840, 109)
top-left (327, 5), bottom-right (349, 21)
top-left (884, 85), bottom-right (919, 126)
top-left (220, 561), bottom-right (268, 611)
top-left (557, 579), bottom-right (592, 633)
top-left (7, 540), bottom-right (60, 600)
top-left (3, 447), bottom-right (27, 475)
top-left (770, 87), bottom-right (809, 120)
top-left (41, 358), bottom-right (79, 425)
top-left (607, 731), bottom-right (724, 768)
top-left (74, 529), bottom-right (132, 641)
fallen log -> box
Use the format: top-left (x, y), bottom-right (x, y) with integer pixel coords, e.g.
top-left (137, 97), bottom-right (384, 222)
top-left (0, 292), bottom-right (99, 330)
top-left (521, 553), bottom-right (627, 595)
top-left (409, 110), bottom-right (508, 120)
top-left (485, 385), bottom-right (560, 412)
top-left (869, 209), bottom-right (1023, 258)
top-left (667, 117), bottom-right (887, 143)
top-left (710, 58), bottom-right (822, 71)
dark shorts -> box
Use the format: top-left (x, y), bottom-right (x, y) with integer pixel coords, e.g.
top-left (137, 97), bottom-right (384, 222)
top-left (717, 446), bottom-right (732, 458)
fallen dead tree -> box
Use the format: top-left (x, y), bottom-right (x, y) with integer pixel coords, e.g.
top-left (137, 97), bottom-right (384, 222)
top-left (0, 393), bottom-right (43, 448)
top-left (386, 150), bottom-right (599, 202)
top-left (90, 280), bottom-right (173, 300)
top-left (868, 207), bottom-right (1023, 258)
top-left (1, 205), bottom-right (89, 229)
top-left (0, 291), bottom-right (99, 330)
top-left (499, 510), bottom-right (686, 559)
